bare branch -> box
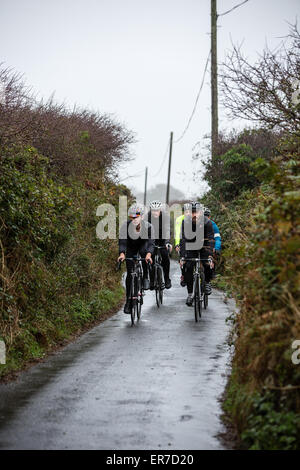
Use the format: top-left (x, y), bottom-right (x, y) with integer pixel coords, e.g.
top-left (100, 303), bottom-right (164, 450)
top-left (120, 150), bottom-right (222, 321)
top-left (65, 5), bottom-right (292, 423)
top-left (220, 24), bottom-right (300, 133)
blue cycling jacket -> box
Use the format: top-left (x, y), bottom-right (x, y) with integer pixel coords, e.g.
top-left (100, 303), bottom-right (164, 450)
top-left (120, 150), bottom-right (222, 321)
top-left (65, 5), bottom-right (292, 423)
top-left (211, 220), bottom-right (221, 251)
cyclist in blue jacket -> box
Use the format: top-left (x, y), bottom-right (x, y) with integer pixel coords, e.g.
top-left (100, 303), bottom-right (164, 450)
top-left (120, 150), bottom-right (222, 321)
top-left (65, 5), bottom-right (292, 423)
top-left (204, 208), bottom-right (221, 278)
top-left (204, 208), bottom-right (221, 252)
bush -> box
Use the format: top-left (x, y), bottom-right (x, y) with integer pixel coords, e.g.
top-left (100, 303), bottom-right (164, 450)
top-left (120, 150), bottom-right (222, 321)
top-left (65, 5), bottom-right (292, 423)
top-left (242, 392), bottom-right (300, 450)
top-left (205, 135), bottom-right (300, 449)
top-left (0, 65), bottom-right (134, 180)
top-left (0, 144), bottom-right (127, 378)
top-left (202, 128), bottom-right (280, 202)
top-left (0, 146), bottom-right (74, 258)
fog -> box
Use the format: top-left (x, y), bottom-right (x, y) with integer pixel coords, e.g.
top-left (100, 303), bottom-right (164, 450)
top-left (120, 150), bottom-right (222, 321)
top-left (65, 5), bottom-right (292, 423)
top-left (1, 0), bottom-right (299, 198)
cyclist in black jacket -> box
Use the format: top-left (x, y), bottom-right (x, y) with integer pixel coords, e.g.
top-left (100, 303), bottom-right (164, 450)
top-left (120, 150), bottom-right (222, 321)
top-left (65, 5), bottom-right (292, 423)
top-left (179, 202), bottom-right (215, 306)
top-left (118, 204), bottom-right (154, 313)
top-left (147, 200), bottom-right (172, 289)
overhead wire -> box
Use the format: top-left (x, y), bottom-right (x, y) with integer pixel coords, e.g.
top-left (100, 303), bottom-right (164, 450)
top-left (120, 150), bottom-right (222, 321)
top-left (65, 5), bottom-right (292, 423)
top-left (118, 169), bottom-right (145, 183)
top-left (149, 138), bottom-right (170, 178)
top-left (118, 139), bottom-right (170, 185)
top-left (120, 2), bottom-right (250, 188)
top-left (173, 1), bottom-right (250, 146)
top-left (218, 0), bottom-right (249, 18)
top-left (174, 49), bottom-right (211, 144)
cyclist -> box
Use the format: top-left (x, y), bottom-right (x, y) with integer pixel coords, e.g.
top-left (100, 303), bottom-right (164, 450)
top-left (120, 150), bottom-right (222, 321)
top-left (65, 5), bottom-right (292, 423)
top-left (204, 207), bottom-right (221, 278)
top-left (175, 203), bottom-right (192, 287)
top-left (174, 203), bottom-right (192, 252)
top-left (204, 208), bottom-right (221, 253)
top-left (147, 200), bottom-right (172, 289)
top-left (118, 203), bottom-right (154, 313)
top-left (179, 202), bottom-right (215, 306)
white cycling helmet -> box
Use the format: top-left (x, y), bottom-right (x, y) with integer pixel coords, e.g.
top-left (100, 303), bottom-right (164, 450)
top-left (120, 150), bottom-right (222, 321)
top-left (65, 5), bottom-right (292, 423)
top-left (128, 203), bottom-right (144, 217)
top-left (149, 200), bottom-right (163, 210)
top-left (183, 202), bottom-right (192, 211)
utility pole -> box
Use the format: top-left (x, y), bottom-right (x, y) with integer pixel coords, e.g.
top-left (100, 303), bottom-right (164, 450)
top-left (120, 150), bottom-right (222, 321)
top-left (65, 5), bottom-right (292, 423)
top-left (211, 0), bottom-right (218, 157)
top-left (166, 131), bottom-right (173, 205)
top-left (143, 166), bottom-right (148, 206)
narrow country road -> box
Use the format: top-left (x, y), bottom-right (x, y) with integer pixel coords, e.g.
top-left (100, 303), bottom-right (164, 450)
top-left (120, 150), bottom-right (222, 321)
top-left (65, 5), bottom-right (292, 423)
top-left (0, 261), bottom-right (235, 450)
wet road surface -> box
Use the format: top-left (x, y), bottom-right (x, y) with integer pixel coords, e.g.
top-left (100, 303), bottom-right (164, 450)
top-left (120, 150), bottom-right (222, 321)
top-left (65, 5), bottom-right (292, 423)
top-left (0, 261), bottom-right (235, 449)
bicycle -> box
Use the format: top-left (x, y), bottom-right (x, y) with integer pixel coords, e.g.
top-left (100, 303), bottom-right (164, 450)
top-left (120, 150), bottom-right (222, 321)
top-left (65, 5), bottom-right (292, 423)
top-left (118, 255), bottom-right (148, 325)
top-left (153, 246), bottom-right (165, 308)
top-left (181, 255), bottom-right (213, 322)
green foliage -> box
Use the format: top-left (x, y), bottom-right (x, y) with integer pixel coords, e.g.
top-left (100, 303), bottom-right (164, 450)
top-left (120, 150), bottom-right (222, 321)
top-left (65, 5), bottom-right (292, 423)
top-left (203, 129), bottom-right (279, 202)
top-left (0, 66), bottom-right (133, 377)
top-left (217, 144), bottom-right (259, 200)
top-left (202, 132), bottom-right (300, 450)
top-left (67, 286), bottom-right (124, 327)
top-left (242, 393), bottom-right (300, 450)
top-left (0, 146), bottom-right (74, 258)
top-left (0, 144), bottom-right (127, 379)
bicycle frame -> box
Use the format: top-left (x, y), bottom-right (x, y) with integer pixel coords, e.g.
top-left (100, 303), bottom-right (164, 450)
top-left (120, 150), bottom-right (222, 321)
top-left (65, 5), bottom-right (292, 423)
top-left (124, 255), bottom-right (147, 325)
top-left (153, 246), bottom-right (165, 283)
top-left (181, 256), bottom-right (212, 321)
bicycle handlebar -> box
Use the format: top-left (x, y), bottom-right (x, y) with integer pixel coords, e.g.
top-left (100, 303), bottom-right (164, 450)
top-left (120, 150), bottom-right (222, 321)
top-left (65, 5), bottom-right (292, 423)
top-left (116, 260), bottom-right (122, 271)
top-left (118, 257), bottom-right (151, 262)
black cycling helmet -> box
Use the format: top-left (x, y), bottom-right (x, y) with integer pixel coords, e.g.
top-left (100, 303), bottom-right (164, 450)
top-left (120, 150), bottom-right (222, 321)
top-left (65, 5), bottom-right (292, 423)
top-left (204, 207), bottom-right (211, 217)
top-left (191, 201), bottom-right (202, 213)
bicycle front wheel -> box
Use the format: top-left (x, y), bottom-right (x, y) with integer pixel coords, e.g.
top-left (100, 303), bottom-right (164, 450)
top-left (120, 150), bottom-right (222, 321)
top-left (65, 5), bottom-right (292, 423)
top-left (155, 266), bottom-right (160, 308)
top-left (137, 275), bottom-right (143, 320)
top-left (204, 293), bottom-right (208, 309)
top-left (130, 277), bottom-right (137, 325)
top-left (194, 275), bottom-right (201, 322)
top-left (158, 266), bottom-right (164, 305)
top-left (201, 273), bottom-right (208, 310)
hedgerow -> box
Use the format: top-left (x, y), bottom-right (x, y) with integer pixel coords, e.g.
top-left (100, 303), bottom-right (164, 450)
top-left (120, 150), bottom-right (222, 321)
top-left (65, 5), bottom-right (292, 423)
top-left (0, 66), bottom-right (133, 378)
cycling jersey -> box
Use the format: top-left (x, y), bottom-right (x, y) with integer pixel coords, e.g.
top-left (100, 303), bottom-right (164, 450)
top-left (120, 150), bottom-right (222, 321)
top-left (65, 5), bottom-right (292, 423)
top-left (179, 216), bottom-right (215, 258)
top-left (147, 211), bottom-right (170, 246)
top-left (211, 219), bottom-right (221, 251)
top-left (119, 220), bottom-right (155, 298)
top-left (179, 216), bottom-right (215, 293)
top-left (174, 214), bottom-right (185, 246)
top-left (119, 220), bottom-right (155, 255)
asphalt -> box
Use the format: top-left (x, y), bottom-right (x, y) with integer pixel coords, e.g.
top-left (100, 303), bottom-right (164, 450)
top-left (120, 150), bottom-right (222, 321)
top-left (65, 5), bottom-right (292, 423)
top-left (0, 260), bottom-right (235, 450)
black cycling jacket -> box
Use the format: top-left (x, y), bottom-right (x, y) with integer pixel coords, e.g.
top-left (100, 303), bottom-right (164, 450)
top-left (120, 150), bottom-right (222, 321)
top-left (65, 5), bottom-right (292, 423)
top-left (179, 216), bottom-right (215, 257)
top-left (119, 220), bottom-right (155, 255)
top-left (147, 211), bottom-right (170, 246)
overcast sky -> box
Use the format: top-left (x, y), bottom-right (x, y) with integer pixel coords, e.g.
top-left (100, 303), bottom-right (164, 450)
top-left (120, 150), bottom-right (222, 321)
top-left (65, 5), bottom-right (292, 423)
top-left (1, 0), bottom-right (299, 198)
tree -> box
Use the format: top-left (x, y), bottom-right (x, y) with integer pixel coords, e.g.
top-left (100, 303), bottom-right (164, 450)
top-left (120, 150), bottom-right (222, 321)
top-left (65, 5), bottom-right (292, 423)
top-left (0, 65), bottom-right (134, 179)
top-left (221, 24), bottom-right (300, 133)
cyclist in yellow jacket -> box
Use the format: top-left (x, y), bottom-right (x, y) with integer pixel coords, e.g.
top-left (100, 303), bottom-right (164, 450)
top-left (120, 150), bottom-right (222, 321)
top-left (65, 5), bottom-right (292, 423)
top-left (175, 203), bottom-right (192, 286)
top-left (174, 203), bottom-right (192, 251)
